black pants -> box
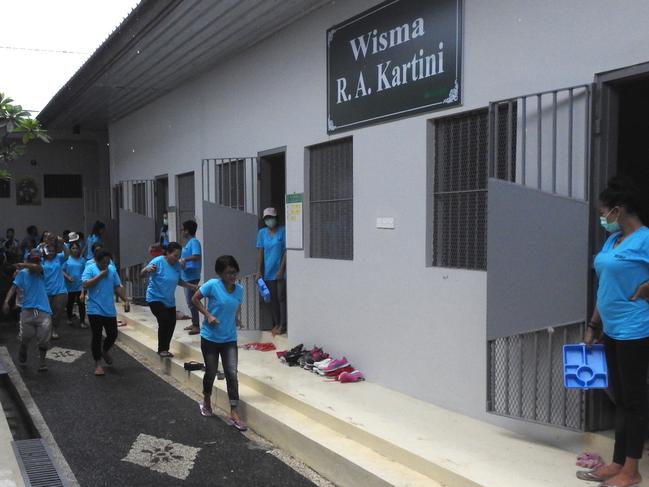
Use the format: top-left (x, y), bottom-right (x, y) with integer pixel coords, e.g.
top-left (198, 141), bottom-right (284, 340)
top-left (66, 291), bottom-right (86, 322)
top-left (265, 279), bottom-right (287, 331)
top-left (201, 338), bottom-right (239, 407)
top-left (604, 334), bottom-right (649, 463)
top-left (88, 315), bottom-right (118, 361)
top-left (149, 301), bottom-right (176, 353)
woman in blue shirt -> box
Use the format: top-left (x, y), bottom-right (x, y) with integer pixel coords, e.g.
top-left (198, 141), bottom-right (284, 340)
top-left (63, 241), bottom-right (86, 328)
top-left (255, 207), bottom-right (287, 336)
top-left (42, 237), bottom-right (69, 340)
top-left (582, 177), bottom-right (649, 487)
top-left (191, 255), bottom-right (245, 430)
top-left (84, 221), bottom-right (105, 260)
top-left (82, 249), bottom-right (130, 376)
top-left (180, 220), bottom-right (202, 335)
top-left (141, 242), bottom-right (198, 357)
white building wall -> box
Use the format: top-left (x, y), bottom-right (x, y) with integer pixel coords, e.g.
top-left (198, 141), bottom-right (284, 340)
top-left (109, 0), bottom-right (649, 436)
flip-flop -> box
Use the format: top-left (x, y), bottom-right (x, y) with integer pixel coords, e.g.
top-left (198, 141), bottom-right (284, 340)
top-left (230, 418), bottom-right (247, 432)
top-left (199, 402), bottom-right (213, 417)
top-left (576, 470), bottom-right (606, 482)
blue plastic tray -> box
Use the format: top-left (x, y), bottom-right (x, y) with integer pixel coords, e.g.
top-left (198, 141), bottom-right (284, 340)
top-left (563, 344), bottom-right (608, 389)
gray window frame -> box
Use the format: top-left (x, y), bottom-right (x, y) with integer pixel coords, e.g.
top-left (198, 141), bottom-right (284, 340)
top-left (305, 137), bottom-right (353, 261)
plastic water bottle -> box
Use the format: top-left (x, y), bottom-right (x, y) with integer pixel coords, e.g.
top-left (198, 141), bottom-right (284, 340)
top-left (257, 278), bottom-right (271, 303)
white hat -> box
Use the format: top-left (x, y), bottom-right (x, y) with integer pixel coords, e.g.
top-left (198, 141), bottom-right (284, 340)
top-left (68, 231), bottom-right (80, 242)
top-left (262, 207), bottom-right (277, 218)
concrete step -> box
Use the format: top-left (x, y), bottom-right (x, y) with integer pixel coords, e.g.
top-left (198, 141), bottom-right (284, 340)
top-left (116, 306), bottom-right (648, 487)
top-left (116, 324), bottom-right (439, 487)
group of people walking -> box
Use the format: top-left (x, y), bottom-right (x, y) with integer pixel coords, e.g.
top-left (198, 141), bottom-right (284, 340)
top-left (1, 208), bottom-right (287, 432)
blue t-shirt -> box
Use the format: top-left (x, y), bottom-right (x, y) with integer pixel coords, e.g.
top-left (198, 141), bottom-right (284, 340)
top-left (199, 279), bottom-right (243, 344)
top-left (63, 256), bottom-right (86, 293)
top-left (146, 255), bottom-right (181, 307)
top-left (42, 252), bottom-right (67, 296)
top-left (595, 226), bottom-right (649, 340)
top-left (85, 234), bottom-right (101, 259)
top-left (82, 264), bottom-right (122, 317)
top-left (14, 269), bottom-right (51, 314)
top-left (256, 226), bottom-right (286, 281)
top-left (181, 237), bottom-right (202, 281)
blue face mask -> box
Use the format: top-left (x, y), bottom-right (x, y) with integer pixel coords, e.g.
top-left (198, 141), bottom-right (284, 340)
top-left (265, 218), bottom-right (277, 229)
top-left (599, 207), bottom-right (620, 233)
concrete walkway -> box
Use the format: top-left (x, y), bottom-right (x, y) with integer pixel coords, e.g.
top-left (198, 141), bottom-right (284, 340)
top-left (0, 319), bottom-right (317, 487)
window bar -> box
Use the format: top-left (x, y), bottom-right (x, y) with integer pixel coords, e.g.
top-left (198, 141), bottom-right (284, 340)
top-left (562, 326), bottom-right (568, 426)
top-left (568, 88), bottom-right (574, 198)
top-left (584, 87), bottom-right (591, 201)
top-left (220, 162), bottom-right (224, 207)
top-left (505, 336), bottom-right (510, 415)
top-left (552, 91), bottom-right (558, 194)
top-left (537, 94), bottom-right (542, 190)
top-left (547, 329), bottom-right (553, 424)
top-left (493, 103), bottom-right (499, 178)
top-left (533, 333), bottom-right (539, 421)
top-left (507, 101), bottom-right (513, 182)
top-left (235, 160), bottom-right (240, 210)
top-left (519, 334), bottom-right (524, 417)
top-left (228, 160), bottom-right (233, 208)
top-left (522, 96), bottom-right (527, 186)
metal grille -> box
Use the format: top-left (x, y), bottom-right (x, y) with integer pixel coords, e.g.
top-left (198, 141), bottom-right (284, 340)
top-left (489, 84), bottom-right (591, 200)
top-left (12, 438), bottom-right (67, 487)
top-left (488, 322), bottom-right (585, 430)
top-left (122, 264), bottom-right (147, 305)
top-left (239, 274), bottom-right (260, 330)
top-left (202, 158), bottom-right (256, 214)
top-left (308, 137), bottom-right (353, 260)
top-left (116, 179), bottom-right (155, 217)
top-left (432, 107), bottom-right (515, 270)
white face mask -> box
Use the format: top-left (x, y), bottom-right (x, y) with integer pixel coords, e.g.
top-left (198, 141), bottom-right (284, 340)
top-left (265, 218), bottom-right (277, 229)
top-left (599, 207), bottom-right (620, 233)
top-left (162, 219), bottom-right (168, 226)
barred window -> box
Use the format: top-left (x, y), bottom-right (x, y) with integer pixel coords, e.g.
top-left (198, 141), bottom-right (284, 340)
top-left (431, 107), bottom-right (515, 270)
top-left (308, 138), bottom-right (353, 260)
top-left (0, 178), bottom-right (9, 198)
top-left (43, 174), bottom-right (82, 198)
top-left (215, 159), bottom-right (245, 211)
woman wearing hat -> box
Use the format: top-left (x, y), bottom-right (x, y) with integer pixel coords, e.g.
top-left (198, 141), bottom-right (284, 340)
top-left (63, 237), bottom-right (87, 328)
top-left (256, 207), bottom-right (287, 336)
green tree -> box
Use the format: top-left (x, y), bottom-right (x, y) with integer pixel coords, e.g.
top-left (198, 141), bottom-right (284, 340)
top-left (0, 92), bottom-right (51, 179)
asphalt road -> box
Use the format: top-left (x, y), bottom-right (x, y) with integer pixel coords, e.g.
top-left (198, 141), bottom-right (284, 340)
top-left (0, 318), bottom-right (315, 487)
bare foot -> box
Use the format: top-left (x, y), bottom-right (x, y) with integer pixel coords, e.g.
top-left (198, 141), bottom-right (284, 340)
top-left (593, 464), bottom-right (623, 479)
top-left (601, 472), bottom-right (642, 487)
top-left (271, 326), bottom-right (279, 337)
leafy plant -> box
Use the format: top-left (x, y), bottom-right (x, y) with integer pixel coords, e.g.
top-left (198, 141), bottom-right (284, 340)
top-left (0, 92), bottom-right (51, 179)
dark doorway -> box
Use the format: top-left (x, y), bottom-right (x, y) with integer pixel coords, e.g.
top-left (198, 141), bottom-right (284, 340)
top-left (258, 152), bottom-right (286, 223)
top-left (176, 172), bottom-right (195, 239)
top-left (155, 176), bottom-right (169, 233)
top-left (257, 150), bottom-right (286, 332)
top-left (616, 79), bottom-right (649, 223)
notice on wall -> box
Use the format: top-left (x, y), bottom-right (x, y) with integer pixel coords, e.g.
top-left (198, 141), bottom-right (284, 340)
top-left (327, 0), bottom-right (462, 133)
top-left (285, 193), bottom-right (303, 250)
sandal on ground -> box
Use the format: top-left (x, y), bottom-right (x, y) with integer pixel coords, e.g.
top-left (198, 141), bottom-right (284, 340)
top-left (183, 324), bottom-right (194, 330)
top-left (199, 402), bottom-right (213, 417)
top-left (576, 470), bottom-right (607, 482)
top-left (38, 362), bottom-right (48, 372)
top-left (158, 351), bottom-right (174, 358)
top-left (102, 350), bottom-right (113, 365)
top-left (94, 366), bottom-right (105, 376)
top-left (230, 417), bottom-right (247, 432)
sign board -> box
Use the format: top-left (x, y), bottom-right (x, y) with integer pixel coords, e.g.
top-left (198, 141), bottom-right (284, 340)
top-left (285, 193), bottom-right (303, 250)
top-left (327, 0), bottom-right (462, 133)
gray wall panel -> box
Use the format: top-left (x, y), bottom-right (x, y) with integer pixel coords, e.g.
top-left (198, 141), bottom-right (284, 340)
top-left (118, 209), bottom-right (155, 269)
top-left (487, 179), bottom-right (589, 340)
top-left (201, 201), bottom-right (259, 280)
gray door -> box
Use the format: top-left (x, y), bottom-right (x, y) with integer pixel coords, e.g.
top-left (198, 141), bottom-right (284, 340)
top-left (486, 85), bottom-right (595, 430)
top-left (176, 172), bottom-right (195, 237)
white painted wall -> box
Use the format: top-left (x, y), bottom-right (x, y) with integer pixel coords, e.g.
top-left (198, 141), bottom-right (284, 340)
top-left (0, 132), bottom-right (108, 239)
top-left (108, 0), bottom-right (649, 438)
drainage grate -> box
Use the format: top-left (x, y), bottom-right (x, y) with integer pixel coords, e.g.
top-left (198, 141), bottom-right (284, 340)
top-left (12, 439), bottom-right (67, 487)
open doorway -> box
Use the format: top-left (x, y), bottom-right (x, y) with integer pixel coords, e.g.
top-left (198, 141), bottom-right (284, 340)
top-left (257, 148), bottom-right (287, 332)
top-left (258, 150), bottom-right (286, 219)
top-left (176, 172), bottom-right (195, 239)
top-left (616, 79), bottom-right (649, 211)
top-left (155, 175), bottom-right (169, 239)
